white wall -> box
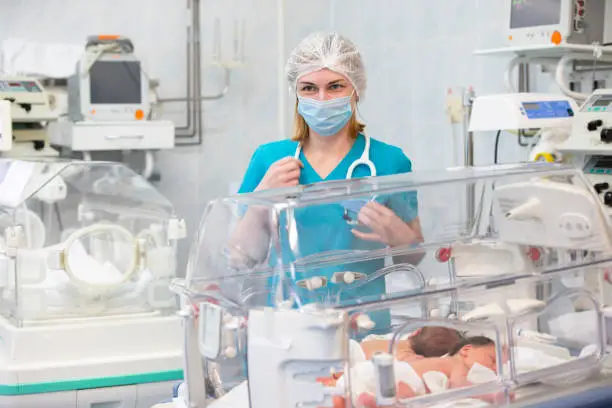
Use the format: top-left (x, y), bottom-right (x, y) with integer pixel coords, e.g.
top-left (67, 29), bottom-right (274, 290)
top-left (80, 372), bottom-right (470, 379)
top-left (2, 0), bottom-right (602, 271)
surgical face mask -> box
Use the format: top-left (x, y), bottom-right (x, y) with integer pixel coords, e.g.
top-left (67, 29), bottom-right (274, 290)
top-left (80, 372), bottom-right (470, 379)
top-left (297, 95), bottom-right (353, 137)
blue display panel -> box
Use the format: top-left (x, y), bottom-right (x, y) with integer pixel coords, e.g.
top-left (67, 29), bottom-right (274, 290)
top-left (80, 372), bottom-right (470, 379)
top-left (521, 101), bottom-right (574, 119)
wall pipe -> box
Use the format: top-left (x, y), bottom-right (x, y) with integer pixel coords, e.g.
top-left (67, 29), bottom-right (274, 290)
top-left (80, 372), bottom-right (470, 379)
top-left (157, 0), bottom-right (233, 146)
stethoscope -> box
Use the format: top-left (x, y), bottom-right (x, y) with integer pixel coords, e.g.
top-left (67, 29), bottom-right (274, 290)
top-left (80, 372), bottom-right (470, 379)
top-left (293, 133), bottom-right (378, 224)
top-left (293, 133), bottom-right (376, 179)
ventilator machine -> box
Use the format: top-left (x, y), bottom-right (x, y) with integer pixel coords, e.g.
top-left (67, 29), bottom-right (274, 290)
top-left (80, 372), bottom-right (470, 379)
top-left (0, 159), bottom-right (186, 407)
top-left (163, 161), bottom-right (612, 408)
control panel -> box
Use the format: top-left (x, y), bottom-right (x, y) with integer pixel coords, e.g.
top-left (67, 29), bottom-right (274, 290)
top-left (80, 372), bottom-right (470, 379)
top-left (521, 100), bottom-right (574, 119)
top-left (584, 156), bottom-right (612, 211)
top-left (583, 94), bottom-right (612, 113)
top-left (0, 76), bottom-right (56, 122)
top-left (0, 80), bottom-right (42, 93)
top-left (469, 93), bottom-right (578, 132)
top-left (557, 90), bottom-right (612, 155)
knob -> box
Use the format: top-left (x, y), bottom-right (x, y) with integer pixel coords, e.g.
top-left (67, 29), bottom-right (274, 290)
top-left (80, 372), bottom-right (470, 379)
top-left (601, 127), bottom-right (612, 143)
top-left (588, 119), bottom-right (603, 131)
top-left (604, 191), bottom-right (612, 207)
top-left (306, 276), bottom-right (324, 291)
top-left (594, 182), bottom-right (610, 194)
top-left (343, 272), bottom-right (355, 284)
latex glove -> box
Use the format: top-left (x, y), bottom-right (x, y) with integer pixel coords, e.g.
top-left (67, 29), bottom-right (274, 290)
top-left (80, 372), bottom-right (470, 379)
top-left (351, 202), bottom-right (420, 247)
top-left (256, 156), bottom-right (303, 191)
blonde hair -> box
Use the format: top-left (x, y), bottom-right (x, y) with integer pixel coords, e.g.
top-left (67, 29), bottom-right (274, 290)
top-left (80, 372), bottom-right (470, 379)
top-left (291, 98), bottom-right (366, 142)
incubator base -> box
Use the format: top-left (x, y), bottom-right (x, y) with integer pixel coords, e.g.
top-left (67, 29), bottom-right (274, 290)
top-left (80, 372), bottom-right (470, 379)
top-left (0, 313), bottom-right (183, 405)
top-left (0, 380), bottom-right (177, 408)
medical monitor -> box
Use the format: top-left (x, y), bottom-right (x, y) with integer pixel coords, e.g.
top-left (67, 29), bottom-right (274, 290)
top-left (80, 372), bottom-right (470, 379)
top-left (68, 53), bottom-right (150, 122)
top-left (507, 0), bottom-right (605, 46)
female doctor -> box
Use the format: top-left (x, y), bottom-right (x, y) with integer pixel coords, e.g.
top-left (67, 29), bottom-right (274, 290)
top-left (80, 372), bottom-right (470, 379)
top-left (233, 32), bottom-right (423, 331)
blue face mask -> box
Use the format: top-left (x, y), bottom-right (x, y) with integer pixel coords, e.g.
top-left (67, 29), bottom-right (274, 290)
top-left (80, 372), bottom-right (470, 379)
top-left (297, 95), bottom-right (353, 137)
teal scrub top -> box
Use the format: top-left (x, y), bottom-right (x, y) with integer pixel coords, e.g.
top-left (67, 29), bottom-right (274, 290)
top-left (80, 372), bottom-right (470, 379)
top-left (238, 134), bottom-right (418, 333)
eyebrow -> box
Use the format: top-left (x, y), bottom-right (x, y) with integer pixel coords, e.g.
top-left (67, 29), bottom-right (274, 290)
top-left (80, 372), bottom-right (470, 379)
top-left (298, 79), bottom-right (346, 87)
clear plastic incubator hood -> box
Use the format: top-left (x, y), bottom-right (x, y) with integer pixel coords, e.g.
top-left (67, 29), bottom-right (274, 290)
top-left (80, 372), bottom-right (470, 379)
top-left (173, 162), bottom-right (612, 408)
top-left (0, 159), bottom-right (186, 407)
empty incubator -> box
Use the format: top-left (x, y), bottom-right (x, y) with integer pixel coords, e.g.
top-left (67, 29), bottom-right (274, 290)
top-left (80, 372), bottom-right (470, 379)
top-left (172, 162), bottom-right (612, 408)
top-left (0, 159), bottom-right (186, 407)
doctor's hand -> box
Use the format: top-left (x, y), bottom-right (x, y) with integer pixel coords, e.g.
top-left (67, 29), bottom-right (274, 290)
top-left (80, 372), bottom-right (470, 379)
top-left (351, 202), bottom-right (421, 247)
top-left (256, 157), bottom-right (303, 191)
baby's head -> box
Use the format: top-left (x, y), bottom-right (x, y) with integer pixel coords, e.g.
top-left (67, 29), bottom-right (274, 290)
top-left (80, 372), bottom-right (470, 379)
top-left (449, 336), bottom-right (497, 371)
top-left (409, 327), bottom-right (462, 357)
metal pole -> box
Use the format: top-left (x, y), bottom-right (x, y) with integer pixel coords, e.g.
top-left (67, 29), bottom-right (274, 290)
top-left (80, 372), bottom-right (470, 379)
top-left (463, 87), bottom-right (476, 222)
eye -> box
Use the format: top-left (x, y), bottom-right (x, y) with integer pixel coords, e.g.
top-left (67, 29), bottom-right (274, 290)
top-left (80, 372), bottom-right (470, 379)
top-left (300, 85), bottom-right (317, 92)
top-left (329, 83), bottom-right (345, 90)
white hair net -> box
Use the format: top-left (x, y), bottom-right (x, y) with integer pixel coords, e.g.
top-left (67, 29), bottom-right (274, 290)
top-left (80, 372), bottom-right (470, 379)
top-left (285, 32), bottom-right (367, 99)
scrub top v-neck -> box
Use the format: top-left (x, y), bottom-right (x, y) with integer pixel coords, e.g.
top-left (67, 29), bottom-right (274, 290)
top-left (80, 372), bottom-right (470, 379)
top-left (238, 134), bottom-right (419, 333)
top-left (297, 133), bottom-right (367, 182)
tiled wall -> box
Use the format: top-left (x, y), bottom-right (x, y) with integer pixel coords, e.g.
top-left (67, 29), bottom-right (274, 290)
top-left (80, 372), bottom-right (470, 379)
top-left (0, 0), bottom-right (584, 271)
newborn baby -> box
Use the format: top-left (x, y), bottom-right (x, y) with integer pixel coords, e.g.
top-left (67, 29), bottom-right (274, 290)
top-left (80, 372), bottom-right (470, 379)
top-left (326, 336), bottom-right (503, 408)
top-left (360, 326), bottom-right (463, 361)
top-left (318, 327), bottom-right (462, 387)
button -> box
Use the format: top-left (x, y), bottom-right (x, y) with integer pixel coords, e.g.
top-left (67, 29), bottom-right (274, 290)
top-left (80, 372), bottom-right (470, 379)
top-left (436, 247), bottom-right (452, 262)
top-left (527, 247), bottom-right (541, 261)
top-left (558, 213), bottom-right (591, 238)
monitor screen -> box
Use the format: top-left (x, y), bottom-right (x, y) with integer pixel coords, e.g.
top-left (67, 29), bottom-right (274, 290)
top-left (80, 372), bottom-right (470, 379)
top-left (521, 100), bottom-right (573, 119)
top-left (89, 60), bottom-right (142, 104)
top-left (591, 96), bottom-right (612, 107)
top-left (593, 156), bottom-right (612, 169)
top-left (510, 0), bottom-right (562, 29)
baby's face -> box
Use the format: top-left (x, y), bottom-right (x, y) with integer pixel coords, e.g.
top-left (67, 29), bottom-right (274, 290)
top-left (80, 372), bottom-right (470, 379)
top-left (463, 345), bottom-right (497, 371)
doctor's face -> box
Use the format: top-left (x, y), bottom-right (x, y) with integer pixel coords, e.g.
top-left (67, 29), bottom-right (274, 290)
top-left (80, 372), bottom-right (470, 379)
top-left (297, 69), bottom-right (355, 101)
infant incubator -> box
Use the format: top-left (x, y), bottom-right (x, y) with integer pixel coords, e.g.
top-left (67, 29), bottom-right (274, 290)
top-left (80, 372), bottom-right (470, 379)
top-left (172, 162), bottom-right (612, 407)
top-left (0, 159), bottom-right (186, 408)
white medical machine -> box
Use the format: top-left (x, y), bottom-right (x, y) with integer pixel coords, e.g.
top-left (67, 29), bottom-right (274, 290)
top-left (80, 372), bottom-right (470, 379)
top-left (507, 0), bottom-right (606, 47)
top-left (0, 159), bottom-right (186, 408)
top-left (50, 35), bottom-right (174, 163)
top-left (468, 93), bottom-right (579, 163)
top-left (167, 163), bottom-right (612, 408)
top-left (468, 93), bottom-right (579, 132)
top-left (0, 76), bottom-right (58, 157)
top-left (552, 89), bottom-right (612, 210)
